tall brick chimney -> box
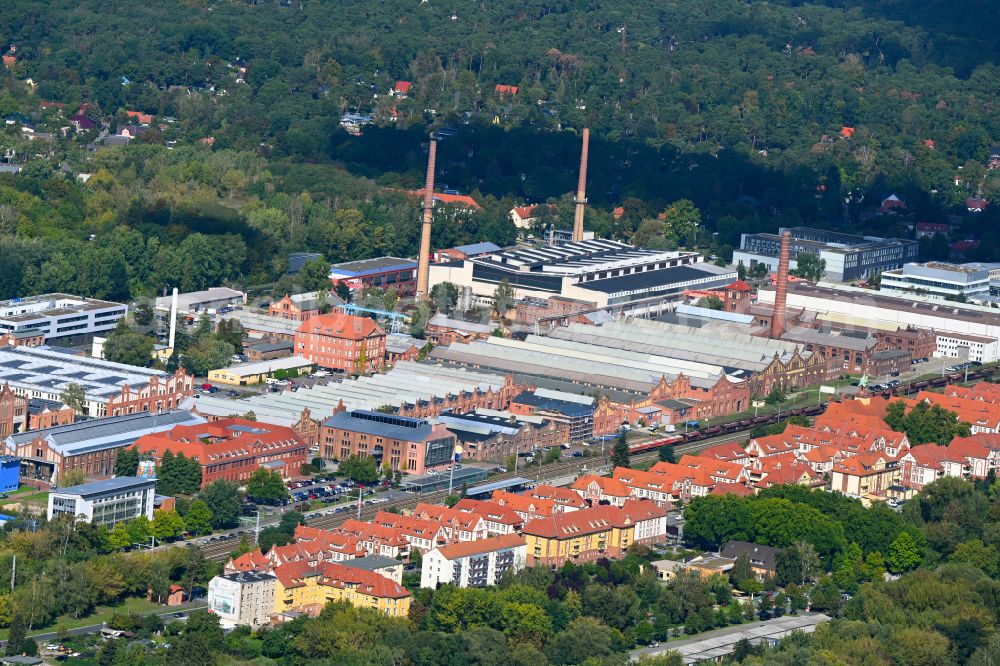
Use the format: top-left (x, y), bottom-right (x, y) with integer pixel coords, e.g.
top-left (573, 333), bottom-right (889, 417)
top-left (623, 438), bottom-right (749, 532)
top-left (415, 139), bottom-right (437, 300)
top-left (769, 229), bottom-right (791, 339)
top-left (572, 128), bottom-right (590, 243)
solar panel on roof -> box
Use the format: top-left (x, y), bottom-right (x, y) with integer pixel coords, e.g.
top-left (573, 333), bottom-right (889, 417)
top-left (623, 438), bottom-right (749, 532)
top-left (29, 365), bottom-right (60, 374)
top-left (0, 359), bottom-right (29, 368)
top-left (0, 372), bottom-right (30, 381)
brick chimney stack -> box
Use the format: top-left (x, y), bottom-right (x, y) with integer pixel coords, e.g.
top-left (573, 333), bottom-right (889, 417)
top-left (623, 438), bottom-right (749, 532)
top-left (572, 128), bottom-right (590, 243)
top-left (415, 139), bottom-right (437, 299)
top-left (769, 229), bottom-right (791, 339)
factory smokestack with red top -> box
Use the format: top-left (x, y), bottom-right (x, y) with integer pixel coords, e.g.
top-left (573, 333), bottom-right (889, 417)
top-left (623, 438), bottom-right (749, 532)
top-left (770, 229), bottom-right (791, 339)
top-left (415, 138), bottom-right (437, 300)
top-left (572, 128), bottom-right (590, 243)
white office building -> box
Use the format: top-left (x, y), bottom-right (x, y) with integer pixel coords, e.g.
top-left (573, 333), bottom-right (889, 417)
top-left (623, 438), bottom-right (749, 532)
top-left (208, 571), bottom-right (277, 629)
top-left (881, 263), bottom-right (991, 301)
top-left (0, 293), bottom-right (127, 342)
top-left (420, 534), bottom-right (526, 589)
top-left (936, 333), bottom-right (1000, 363)
top-left (47, 476), bottom-right (156, 527)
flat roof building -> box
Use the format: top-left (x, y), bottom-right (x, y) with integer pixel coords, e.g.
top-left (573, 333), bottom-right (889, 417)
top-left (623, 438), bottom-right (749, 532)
top-left (329, 257), bottom-right (418, 296)
top-left (429, 239), bottom-right (735, 308)
top-left (320, 409), bottom-right (456, 475)
top-left (734, 227), bottom-right (919, 282)
top-left (154, 287), bottom-right (246, 315)
top-left (758, 281), bottom-right (1000, 342)
top-left (0, 293), bottom-right (127, 342)
top-left (208, 571), bottom-right (277, 630)
top-left (47, 476), bottom-right (156, 527)
top-left (208, 356), bottom-right (314, 386)
top-left (882, 262), bottom-right (991, 301)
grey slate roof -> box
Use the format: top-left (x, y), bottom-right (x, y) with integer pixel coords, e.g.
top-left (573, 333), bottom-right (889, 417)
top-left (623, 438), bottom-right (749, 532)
top-left (5, 409), bottom-right (204, 457)
top-left (344, 555), bottom-right (401, 571)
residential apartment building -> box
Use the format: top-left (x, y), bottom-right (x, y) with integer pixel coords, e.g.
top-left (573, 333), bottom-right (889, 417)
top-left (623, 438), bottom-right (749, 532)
top-left (5, 409), bottom-right (205, 485)
top-left (320, 409), bottom-right (456, 475)
top-left (522, 500), bottom-right (667, 566)
top-left (295, 312), bottom-right (386, 374)
top-left (0, 293), bottom-right (126, 343)
top-left (271, 560), bottom-right (411, 617)
top-left (47, 476), bottom-right (156, 527)
top-left (420, 534), bottom-right (526, 589)
top-left (208, 571), bottom-right (277, 629)
top-left (134, 417), bottom-right (307, 487)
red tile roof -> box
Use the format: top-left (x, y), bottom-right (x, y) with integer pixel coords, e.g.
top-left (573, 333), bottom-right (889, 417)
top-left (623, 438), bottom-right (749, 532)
top-left (436, 533), bottom-right (525, 560)
top-left (410, 188), bottom-right (481, 209)
top-left (394, 81), bottom-right (412, 93)
top-left (710, 483), bottom-right (755, 497)
top-left (297, 311), bottom-right (384, 340)
top-left (495, 84), bottom-right (518, 95)
top-left (530, 484), bottom-right (588, 508)
top-left (571, 474), bottom-right (631, 498)
top-left (522, 500), bottom-right (663, 539)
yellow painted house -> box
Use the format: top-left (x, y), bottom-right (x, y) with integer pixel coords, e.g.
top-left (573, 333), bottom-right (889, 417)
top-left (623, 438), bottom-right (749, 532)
top-left (272, 560), bottom-right (411, 617)
top-left (522, 501), bottom-right (667, 566)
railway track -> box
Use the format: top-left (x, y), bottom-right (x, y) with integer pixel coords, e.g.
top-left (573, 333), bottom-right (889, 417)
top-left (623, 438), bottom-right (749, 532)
top-left (190, 428), bottom-right (757, 561)
top-left (180, 366), bottom-right (1000, 561)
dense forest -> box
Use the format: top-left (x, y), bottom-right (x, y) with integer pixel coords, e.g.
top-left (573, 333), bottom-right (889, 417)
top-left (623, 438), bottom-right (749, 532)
top-left (0, 0), bottom-right (998, 301)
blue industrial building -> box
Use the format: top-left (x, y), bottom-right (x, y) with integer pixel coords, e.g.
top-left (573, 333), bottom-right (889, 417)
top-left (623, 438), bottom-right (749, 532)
top-left (0, 455), bottom-right (20, 493)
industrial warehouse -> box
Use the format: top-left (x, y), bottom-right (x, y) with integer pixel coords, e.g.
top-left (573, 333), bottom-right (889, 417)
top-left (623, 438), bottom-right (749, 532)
top-left (427, 238), bottom-right (736, 309)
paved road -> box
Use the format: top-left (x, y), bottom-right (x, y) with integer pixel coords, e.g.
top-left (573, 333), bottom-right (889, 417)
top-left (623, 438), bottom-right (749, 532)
top-left (629, 613), bottom-right (831, 663)
top-left (187, 428), bottom-right (755, 561)
top-left (28, 605), bottom-right (207, 642)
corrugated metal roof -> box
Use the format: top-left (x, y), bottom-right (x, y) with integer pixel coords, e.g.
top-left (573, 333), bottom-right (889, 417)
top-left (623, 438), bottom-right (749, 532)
top-left (675, 303), bottom-right (755, 324)
top-left (6, 410), bottom-right (205, 456)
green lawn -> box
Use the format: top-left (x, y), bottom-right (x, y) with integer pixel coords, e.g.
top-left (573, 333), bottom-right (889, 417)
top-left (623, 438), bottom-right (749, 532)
top-left (18, 491), bottom-right (49, 505)
top-left (0, 597), bottom-right (202, 640)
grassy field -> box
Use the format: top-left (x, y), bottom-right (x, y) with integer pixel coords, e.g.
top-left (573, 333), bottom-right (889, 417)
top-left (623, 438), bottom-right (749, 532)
top-left (0, 597), bottom-right (201, 641)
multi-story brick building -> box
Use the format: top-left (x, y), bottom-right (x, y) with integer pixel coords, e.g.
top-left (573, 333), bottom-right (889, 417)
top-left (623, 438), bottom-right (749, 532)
top-left (295, 312), bottom-right (386, 374)
top-left (320, 408), bottom-right (456, 475)
top-left (6, 409), bottom-right (205, 485)
top-left (329, 257), bottom-right (418, 297)
top-left (134, 417), bottom-right (307, 487)
top-left (0, 346), bottom-right (193, 418)
top-left (269, 293), bottom-right (327, 322)
top-left (437, 410), bottom-right (569, 462)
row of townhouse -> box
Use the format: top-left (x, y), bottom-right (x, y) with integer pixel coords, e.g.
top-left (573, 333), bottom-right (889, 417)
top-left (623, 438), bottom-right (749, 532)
top-left (692, 392), bottom-right (1000, 500)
